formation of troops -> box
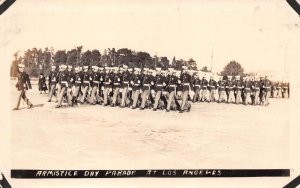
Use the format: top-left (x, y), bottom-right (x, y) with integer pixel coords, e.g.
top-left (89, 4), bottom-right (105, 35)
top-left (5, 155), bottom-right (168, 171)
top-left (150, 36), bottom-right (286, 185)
top-left (13, 63), bottom-right (290, 112)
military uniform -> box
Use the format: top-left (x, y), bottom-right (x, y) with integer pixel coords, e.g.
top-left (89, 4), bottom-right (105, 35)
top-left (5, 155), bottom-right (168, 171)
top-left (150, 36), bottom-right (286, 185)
top-left (208, 77), bottom-right (217, 102)
top-left (56, 65), bottom-right (69, 107)
top-left (234, 77), bottom-right (243, 104)
top-left (131, 68), bottom-right (142, 109)
top-left (243, 77), bottom-right (252, 105)
top-left (140, 69), bottom-right (154, 109)
top-left (120, 67), bottom-right (131, 107)
top-left (153, 68), bottom-right (167, 110)
top-left (252, 77), bottom-right (261, 105)
top-left (260, 77), bottom-right (272, 105)
top-left (112, 68), bottom-right (122, 106)
top-left (13, 64), bottom-right (33, 110)
top-left (38, 73), bottom-right (47, 93)
top-left (179, 68), bottom-right (192, 113)
top-left (103, 68), bottom-right (114, 106)
top-left (218, 78), bottom-right (227, 103)
top-left (166, 70), bottom-right (179, 111)
top-left (48, 67), bottom-right (59, 102)
top-left (79, 66), bottom-right (92, 103)
top-left (72, 67), bottom-right (83, 104)
top-left (201, 76), bottom-right (209, 102)
top-left (225, 76), bottom-right (235, 103)
top-left (90, 66), bottom-right (101, 105)
top-left (66, 66), bottom-right (75, 105)
top-left (193, 75), bottom-right (201, 102)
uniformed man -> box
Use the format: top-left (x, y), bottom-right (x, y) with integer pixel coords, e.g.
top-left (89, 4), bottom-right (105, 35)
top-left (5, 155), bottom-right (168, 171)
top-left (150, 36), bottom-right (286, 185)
top-left (89, 66), bottom-right (101, 105)
top-left (140, 68), bottom-right (154, 110)
top-left (48, 65), bottom-right (59, 102)
top-left (120, 65), bottom-right (131, 108)
top-left (71, 66), bottom-right (83, 105)
top-left (66, 65), bottom-right (75, 106)
top-left (103, 67), bottom-right (114, 106)
top-left (98, 67), bottom-right (105, 103)
top-left (166, 68), bottom-right (180, 112)
top-left (56, 65), bottom-right (69, 108)
top-left (243, 76), bottom-right (252, 105)
top-left (160, 70), bottom-right (169, 109)
top-left (234, 75), bottom-right (243, 104)
top-left (13, 64), bottom-right (33, 110)
top-left (192, 72), bottom-right (201, 103)
top-left (218, 76), bottom-right (227, 103)
top-left (226, 75), bottom-right (235, 103)
top-left (260, 75), bottom-right (272, 106)
top-left (79, 66), bottom-right (92, 104)
top-left (153, 67), bottom-right (166, 111)
top-left (252, 76), bottom-right (261, 105)
top-left (131, 68), bottom-right (142, 109)
top-left (282, 82), bottom-right (289, 98)
top-left (276, 81), bottom-right (283, 98)
top-left (201, 74), bottom-right (209, 102)
top-left (179, 66), bottom-right (192, 113)
top-left (208, 75), bottom-right (217, 102)
top-left (111, 67), bottom-right (122, 107)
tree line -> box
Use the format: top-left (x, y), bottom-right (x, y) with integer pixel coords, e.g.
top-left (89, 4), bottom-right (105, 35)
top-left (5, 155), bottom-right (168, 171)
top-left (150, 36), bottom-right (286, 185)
top-left (10, 46), bottom-right (245, 77)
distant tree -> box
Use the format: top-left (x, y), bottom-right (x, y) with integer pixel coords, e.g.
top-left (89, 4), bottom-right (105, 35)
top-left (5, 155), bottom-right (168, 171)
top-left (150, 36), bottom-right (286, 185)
top-left (187, 58), bottom-right (197, 70)
top-left (53, 50), bottom-right (67, 65)
top-left (81, 50), bottom-right (93, 66)
top-left (221, 60), bottom-right (244, 76)
top-left (91, 49), bottom-right (101, 66)
top-left (66, 49), bottom-right (78, 66)
top-left (136, 51), bottom-right (152, 68)
top-left (200, 66), bottom-right (210, 72)
top-left (157, 56), bottom-right (169, 70)
top-left (171, 56), bottom-right (176, 68)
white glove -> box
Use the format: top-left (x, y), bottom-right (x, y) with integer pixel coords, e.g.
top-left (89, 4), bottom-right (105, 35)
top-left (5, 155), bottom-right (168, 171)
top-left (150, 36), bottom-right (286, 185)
top-left (162, 91), bottom-right (167, 95)
top-left (118, 78), bottom-right (120, 82)
top-left (70, 78), bottom-right (74, 82)
top-left (119, 88), bottom-right (123, 92)
top-left (178, 80), bottom-right (181, 84)
top-left (138, 80), bottom-right (140, 84)
top-left (100, 78), bottom-right (103, 81)
top-left (151, 81), bottom-right (154, 85)
top-left (89, 77), bottom-right (92, 81)
top-left (109, 88), bottom-right (112, 92)
top-left (130, 81), bottom-right (134, 85)
top-left (163, 82), bottom-right (166, 86)
top-left (128, 87), bottom-right (132, 91)
top-left (101, 87), bottom-right (104, 91)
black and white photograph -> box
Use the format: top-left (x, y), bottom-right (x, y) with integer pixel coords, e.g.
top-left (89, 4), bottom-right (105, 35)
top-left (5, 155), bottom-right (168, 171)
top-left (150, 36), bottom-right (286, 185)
top-left (1, 0), bottom-right (300, 187)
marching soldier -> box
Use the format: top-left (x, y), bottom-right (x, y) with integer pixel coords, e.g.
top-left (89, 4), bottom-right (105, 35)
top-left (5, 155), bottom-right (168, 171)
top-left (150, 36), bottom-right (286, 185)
top-left (218, 76), bottom-right (227, 103)
top-left (120, 65), bottom-right (131, 108)
top-left (260, 75), bottom-right (272, 106)
top-left (48, 65), bottom-right (59, 102)
top-left (208, 75), bottom-right (217, 102)
top-left (226, 75), bottom-right (235, 103)
top-left (89, 66), bottom-right (101, 105)
top-left (282, 82), bottom-right (289, 98)
top-left (56, 65), bottom-right (69, 108)
top-left (153, 67), bottom-right (166, 111)
top-left (192, 72), bottom-right (201, 103)
top-left (252, 76), bottom-right (261, 105)
top-left (166, 68), bottom-right (180, 112)
top-left (201, 74), bottom-right (209, 102)
top-left (179, 66), bottom-right (192, 113)
top-left (243, 76), bottom-right (252, 105)
top-left (140, 68), bottom-right (154, 110)
top-left (13, 64), bottom-right (33, 110)
top-left (131, 68), bottom-right (142, 109)
top-left (72, 66), bottom-right (83, 105)
top-left (111, 67), bottom-right (122, 107)
top-left (79, 66), bottom-right (92, 104)
top-left (103, 67), bottom-right (114, 106)
top-left (66, 65), bottom-right (75, 106)
top-left (276, 82), bottom-right (283, 98)
top-left (98, 67), bottom-right (105, 102)
top-left (234, 75), bottom-right (243, 104)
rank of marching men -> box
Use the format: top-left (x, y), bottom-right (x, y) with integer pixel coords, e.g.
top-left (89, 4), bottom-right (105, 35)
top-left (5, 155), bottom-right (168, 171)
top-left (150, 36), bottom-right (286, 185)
top-left (46, 63), bottom-right (277, 112)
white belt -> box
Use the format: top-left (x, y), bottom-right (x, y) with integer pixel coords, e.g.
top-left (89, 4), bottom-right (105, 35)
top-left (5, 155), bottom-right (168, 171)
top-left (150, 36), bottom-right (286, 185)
top-left (169, 85), bottom-right (176, 87)
top-left (183, 83), bottom-right (190, 86)
top-left (245, 88), bottom-right (250, 90)
top-left (134, 84), bottom-right (140, 86)
top-left (123, 81), bottom-right (129, 84)
top-left (114, 83), bottom-right (120, 85)
top-left (61, 81), bottom-right (68, 84)
top-left (157, 84), bottom-right (163, 86)
top-left (83, 81), bottom-right (90, 83)
top-left (93, 81), bottom-right (99, 83)
top-left (75, 81), bottom-right (81, 83)
top-left (195, 85), bottom-right (200, 87)
top-left (105, 82), bottom-right (110, 84)
top-left (143, 84), bottom-right (150, 86)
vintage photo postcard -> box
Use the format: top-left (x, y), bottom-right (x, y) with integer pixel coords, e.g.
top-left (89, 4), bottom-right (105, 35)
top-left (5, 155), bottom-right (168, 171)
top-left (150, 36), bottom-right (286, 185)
top-left (1, 0), bottom-right (300, 187)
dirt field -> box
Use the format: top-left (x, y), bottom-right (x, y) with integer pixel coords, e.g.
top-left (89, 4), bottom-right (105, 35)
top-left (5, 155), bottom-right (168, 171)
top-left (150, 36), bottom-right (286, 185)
top-left (10, 81), bottom-right (290, 172)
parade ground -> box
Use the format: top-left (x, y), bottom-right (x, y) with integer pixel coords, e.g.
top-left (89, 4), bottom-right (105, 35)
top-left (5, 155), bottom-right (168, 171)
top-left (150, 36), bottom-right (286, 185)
top-left (11, 81), bottom-right (290, 171)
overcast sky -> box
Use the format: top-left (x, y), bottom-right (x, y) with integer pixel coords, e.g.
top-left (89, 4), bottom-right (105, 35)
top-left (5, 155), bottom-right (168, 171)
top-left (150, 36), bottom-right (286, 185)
top-left (0, 0), bottom-right (299, 76)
